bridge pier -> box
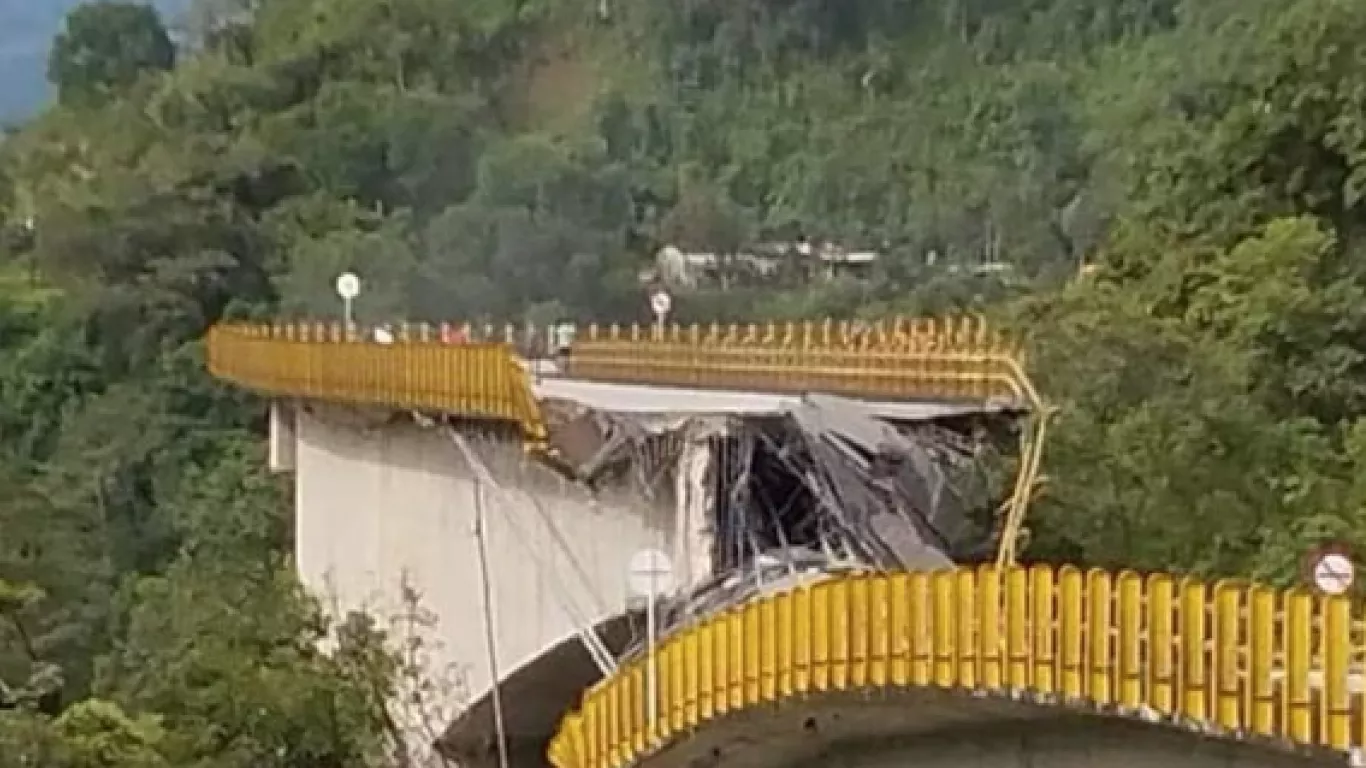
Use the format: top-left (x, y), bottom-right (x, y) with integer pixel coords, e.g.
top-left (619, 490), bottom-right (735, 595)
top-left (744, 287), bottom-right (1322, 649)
top-left (272, 402), bottom-right (689, 760)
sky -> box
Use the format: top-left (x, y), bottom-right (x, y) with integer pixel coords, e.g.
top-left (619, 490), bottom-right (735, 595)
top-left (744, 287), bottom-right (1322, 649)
top-left (0, 0), bottom-right (188, 123)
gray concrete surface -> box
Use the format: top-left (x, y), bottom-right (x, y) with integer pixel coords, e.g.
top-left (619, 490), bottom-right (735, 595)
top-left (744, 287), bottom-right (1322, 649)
top-left (533, 377), bottom-right (1010, 420)
top-left (439, 613), bottom-right (637, 766)
top-left (285, 403), bottom-right (684, 761)
top-left (635, 690), bottom-right (1338, 768)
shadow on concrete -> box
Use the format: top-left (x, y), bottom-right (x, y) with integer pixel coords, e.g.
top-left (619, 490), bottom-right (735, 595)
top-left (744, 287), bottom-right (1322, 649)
top-left (437, 612), bottom-right (637, 767)
top-left (441, 646), bottom-right (1340, 768)
top-left (633, 689), bottom-right (1338, 768)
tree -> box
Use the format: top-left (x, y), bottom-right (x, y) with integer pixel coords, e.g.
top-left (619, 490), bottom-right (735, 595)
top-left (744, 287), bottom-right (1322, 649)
top-left (53, 700), bottom-right (170, 768)
top-left (48, 2), bottom-right (176, 104)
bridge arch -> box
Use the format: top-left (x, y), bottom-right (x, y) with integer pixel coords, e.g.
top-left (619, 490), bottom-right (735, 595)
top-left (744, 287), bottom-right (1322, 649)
top-left (548, 567), bottom-right (1361, 768)
top-left (438, 613), bottom-right (638, 768)
top-left (578, 691), bottom-right (1326, 768)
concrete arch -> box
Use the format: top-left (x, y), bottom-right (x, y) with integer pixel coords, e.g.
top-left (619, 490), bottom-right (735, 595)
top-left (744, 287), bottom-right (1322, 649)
top-left (604, 690), bottom-right (1330, 768)
top-left (438, 613), bottom-right (638, 768)
top-left (548, 569), bottom-right (1363, 768)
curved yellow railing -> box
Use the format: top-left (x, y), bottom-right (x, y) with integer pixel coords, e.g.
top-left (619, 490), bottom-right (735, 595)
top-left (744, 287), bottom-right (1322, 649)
top-left (568, 315), bottom-right (1038, 408)
top-left (548, 567), bottom-right (1362, 768)
top-left (205, 323), bottom-right (547, 443)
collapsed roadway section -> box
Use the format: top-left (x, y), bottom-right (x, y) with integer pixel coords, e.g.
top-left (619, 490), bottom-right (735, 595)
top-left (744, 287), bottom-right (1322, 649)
top-left (440, 386), bottom-right (1033, 766)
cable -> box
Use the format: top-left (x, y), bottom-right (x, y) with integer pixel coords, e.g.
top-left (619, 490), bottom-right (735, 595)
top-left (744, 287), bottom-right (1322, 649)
top-left (446, 428), bottom-right (617, 675)
top-left (471, 478), bottom-right (511, 768)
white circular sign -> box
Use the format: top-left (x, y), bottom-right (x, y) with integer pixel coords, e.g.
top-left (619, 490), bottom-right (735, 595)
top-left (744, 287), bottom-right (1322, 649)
top-left (627, 548), bottom-right (674, 599)
top-left (649, 290), bottom-right (672, 319)
top-left (1313, 552), bottom-right (1354, 595)
top-left (335, 272), bottom-right (360, 299)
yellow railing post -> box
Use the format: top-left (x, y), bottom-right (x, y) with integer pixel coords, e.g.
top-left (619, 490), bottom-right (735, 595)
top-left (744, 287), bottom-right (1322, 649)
top-left (203, 322), bottom-right (547, 445)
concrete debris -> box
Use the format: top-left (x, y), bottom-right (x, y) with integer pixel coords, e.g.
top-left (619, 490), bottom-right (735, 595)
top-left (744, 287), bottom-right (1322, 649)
top-left (547, 393), bottom-right (1020, 659)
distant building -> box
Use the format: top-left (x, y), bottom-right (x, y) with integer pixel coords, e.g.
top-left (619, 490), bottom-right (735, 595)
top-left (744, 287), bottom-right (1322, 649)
top-left (652, 241), bottom-right (880, 289)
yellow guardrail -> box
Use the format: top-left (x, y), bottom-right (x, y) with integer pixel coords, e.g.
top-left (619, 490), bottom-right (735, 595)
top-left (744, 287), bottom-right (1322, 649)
top-left (205, 323), bottom-right (547, 443)
top-left (548, 566), bottom-right (1362, 768)
top-left (566, 315), bottom-right (1037, 407)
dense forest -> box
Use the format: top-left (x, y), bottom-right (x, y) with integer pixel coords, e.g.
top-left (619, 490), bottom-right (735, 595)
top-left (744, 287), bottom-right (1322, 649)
top-left (1, 0), bottom-right (1365, 763)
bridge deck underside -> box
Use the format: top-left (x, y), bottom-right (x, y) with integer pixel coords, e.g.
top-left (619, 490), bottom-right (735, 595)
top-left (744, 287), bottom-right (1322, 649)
top-left (630, 690), bottom-right (1327, 768)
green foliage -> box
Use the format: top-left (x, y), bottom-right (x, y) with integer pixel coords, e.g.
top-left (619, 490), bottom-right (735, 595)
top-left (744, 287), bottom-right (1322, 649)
top-left (53, 700), bottom-right (171, 768)
top-left (48, 2), bottom-right (176, 104)
top-left (4, 0), bottom-right (1366, 758)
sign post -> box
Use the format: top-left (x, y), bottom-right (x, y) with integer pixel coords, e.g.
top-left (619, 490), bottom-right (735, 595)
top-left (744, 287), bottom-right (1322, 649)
top-left (335, 272), bottom-right (361, 334)
top-left (649, 289), bottom-right (672, 338)
top-left (627, 548), bottom-right (674, 743)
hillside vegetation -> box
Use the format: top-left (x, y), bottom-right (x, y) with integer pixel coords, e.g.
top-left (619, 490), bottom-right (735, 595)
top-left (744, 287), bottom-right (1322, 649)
top-left (2, 0), bottom-right (1366, 763)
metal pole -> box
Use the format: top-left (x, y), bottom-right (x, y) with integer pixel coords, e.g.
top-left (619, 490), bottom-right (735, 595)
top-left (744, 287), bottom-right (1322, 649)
top-left (473, 480), bottom-right (511, 768)
top-left (447, 429), bottom-right (617, 676)
top-left (646, 588), bottom-right (658, 743)
top-left (343, 297), bottom-right (353, 335)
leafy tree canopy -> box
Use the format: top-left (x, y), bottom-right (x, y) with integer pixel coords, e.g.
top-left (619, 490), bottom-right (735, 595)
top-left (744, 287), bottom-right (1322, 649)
top-left (47, 2), bottom-right (176, 104)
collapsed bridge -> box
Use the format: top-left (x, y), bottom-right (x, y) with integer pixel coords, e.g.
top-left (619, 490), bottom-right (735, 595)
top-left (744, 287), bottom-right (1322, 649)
top-left (206, 317), bottom-right (1353, 768)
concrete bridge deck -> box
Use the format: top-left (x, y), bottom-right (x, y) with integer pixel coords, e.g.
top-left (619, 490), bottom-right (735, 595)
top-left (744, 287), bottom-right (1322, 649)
top-left (532, 376), bottom-right (1005, 420)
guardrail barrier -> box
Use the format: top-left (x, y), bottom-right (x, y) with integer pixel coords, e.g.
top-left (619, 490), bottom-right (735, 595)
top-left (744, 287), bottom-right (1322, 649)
top-left (549, 566), bottom-right (1363, 768)
top-left (566, 316), bottom-right (1038, 408)
top-left (205, 323), bottom-right (547, 443)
